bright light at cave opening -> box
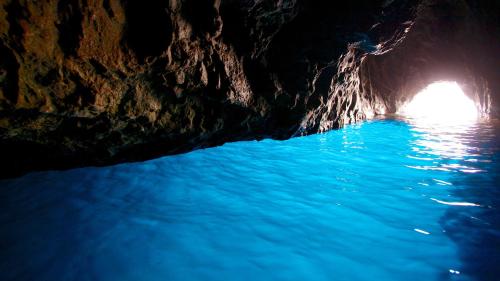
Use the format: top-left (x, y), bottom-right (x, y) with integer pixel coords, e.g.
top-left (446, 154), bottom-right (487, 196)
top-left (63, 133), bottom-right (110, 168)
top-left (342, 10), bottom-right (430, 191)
top-left (400, 81), bottom-right (478, 122)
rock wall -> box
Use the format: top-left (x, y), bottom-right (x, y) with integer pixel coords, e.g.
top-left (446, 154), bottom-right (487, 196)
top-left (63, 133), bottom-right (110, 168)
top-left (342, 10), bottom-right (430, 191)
top-left (0, 0), bottom-right (498, 177)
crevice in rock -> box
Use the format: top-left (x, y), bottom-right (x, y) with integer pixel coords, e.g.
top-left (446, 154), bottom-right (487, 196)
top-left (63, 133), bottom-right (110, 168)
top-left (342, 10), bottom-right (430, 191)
top-left (5, 0), bottom-right (25, 51)
top-left (219, 2), bottom-right (252, 57)
top-left (122, 0), bottom-right (172, 62)
top-left (64, 75), bottom-right (95, 109)
top-left (57, 0), bottom-right (84, 56)
top-left (182, 0), bottom-right (220, 36)
top-left (0, 41), bottom-right (19, 104)
top-left (35, 68), bottom-right (59, 87)
top-left (242, 57), bottom-right (276, 102)
top-left (89, 59), bottom-right (107, 76)
top-left (102, 0), bottom-right (114, 19)
top-left (309, 66), bottom-right (336, 110)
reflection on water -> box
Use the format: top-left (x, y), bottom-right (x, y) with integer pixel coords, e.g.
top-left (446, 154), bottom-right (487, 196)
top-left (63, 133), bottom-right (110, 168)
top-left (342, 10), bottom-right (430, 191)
top-left (0, 117), bottom-right (499, 281)
top-left (408, 117), bottom-right (483, 159)
top-left (405, 115), bottom-right (500, 281)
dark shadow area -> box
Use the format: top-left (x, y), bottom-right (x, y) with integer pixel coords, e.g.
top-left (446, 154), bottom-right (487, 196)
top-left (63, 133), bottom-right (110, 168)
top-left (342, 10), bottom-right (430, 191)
top-left (56, 0), bottom-right (83, 56)
top-left (440, 123), bottom-right (500, 281)
top-left (0, 41), bottom-right (19, 104)
top-left (182, 0), bottom-right (219, 36)
top-left (123, 0), bottom-right (172, 62)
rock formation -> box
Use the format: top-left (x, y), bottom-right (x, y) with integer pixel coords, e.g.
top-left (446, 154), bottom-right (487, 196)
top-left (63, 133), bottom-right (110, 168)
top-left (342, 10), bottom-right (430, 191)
top-left (0, 0), bottom-right (498, 177)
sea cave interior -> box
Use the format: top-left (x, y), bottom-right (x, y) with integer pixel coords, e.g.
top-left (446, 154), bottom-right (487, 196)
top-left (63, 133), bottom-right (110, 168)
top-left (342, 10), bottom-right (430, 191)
top-left (0, 1), bottom-right (499, 281)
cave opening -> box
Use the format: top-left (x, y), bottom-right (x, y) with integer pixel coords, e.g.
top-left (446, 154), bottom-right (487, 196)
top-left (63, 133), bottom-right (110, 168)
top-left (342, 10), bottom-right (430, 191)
top-left (399, 81), bottom-right (479, 123)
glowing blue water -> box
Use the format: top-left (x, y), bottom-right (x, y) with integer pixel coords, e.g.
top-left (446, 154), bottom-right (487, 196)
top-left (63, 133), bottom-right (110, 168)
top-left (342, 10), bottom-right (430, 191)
top-left (1, 118), bottom-right (499, 281)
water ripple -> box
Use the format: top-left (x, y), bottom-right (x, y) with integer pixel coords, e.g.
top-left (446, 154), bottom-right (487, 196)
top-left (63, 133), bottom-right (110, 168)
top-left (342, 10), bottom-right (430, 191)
top-left (0, 117), bottom-right (499, 281)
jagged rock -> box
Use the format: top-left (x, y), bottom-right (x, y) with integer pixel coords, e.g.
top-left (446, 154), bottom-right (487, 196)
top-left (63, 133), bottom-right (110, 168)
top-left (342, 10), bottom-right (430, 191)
top-left (0, 0), bottom-right (498, 177)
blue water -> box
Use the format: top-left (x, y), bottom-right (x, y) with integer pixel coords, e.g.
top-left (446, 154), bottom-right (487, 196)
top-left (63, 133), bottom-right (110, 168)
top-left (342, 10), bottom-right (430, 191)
top-left (1, 117), bottom-right (499, 281)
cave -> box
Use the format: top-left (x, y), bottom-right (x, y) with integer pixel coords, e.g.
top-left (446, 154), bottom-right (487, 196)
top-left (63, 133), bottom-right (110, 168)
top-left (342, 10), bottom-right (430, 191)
top-left (0, 1), bottom-right (499, 280)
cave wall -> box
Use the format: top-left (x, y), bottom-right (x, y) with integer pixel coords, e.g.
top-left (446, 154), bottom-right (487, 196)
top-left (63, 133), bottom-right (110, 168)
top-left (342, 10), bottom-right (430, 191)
top-left (0, 0), bottom-right (498, 177)
top-left (0, 0), bottom-right (394, 176)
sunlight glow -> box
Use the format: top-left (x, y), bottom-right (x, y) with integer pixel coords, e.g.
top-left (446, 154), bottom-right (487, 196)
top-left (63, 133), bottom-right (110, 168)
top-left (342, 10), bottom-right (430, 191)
top-left (400, 81), bottom-right (478, 122)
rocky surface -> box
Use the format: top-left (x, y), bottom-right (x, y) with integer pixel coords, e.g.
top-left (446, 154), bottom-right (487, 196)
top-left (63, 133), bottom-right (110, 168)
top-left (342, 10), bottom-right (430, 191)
top-left (0, 0), bottom-right (498, 177)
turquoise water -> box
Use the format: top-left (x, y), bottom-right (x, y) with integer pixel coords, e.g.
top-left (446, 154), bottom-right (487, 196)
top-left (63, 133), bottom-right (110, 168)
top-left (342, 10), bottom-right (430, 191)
top-left (1, 117), bottom-right (499, 281)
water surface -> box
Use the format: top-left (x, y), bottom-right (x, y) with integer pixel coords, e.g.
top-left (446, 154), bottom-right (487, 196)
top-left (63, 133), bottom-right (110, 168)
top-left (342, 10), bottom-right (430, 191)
top-left (1, 117), bottom-right (499, 281)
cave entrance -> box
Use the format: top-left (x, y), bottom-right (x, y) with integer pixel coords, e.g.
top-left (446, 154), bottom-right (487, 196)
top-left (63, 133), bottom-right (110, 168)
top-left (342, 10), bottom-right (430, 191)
top-left (399, 81), bottom-right (478, 123)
